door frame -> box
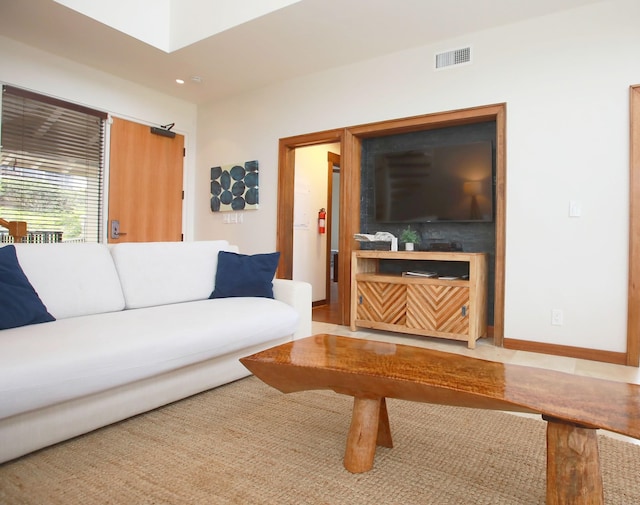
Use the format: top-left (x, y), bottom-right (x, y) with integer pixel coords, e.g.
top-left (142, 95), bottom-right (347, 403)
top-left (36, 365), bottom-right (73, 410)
top-left (627, 84), bottom-right (640, 366)
top-left (276, 129), bottom-right (344, 280)
top-left (343, 104), bottom-right (507, 343)
top-left (325, 151), bottom-right (340, 305)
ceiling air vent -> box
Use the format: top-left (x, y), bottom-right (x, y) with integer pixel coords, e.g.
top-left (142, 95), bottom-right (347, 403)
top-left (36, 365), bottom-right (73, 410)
top-left (435, 47), bottom-right (471, 69)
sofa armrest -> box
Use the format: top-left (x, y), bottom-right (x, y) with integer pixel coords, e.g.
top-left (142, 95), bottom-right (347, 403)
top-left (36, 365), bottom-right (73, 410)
top-left (273, 279), bottom-right (312, 340)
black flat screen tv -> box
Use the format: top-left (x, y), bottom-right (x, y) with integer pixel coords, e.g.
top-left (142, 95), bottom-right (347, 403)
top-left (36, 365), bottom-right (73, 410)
top-left (374, 141), bottom-right (494, 223)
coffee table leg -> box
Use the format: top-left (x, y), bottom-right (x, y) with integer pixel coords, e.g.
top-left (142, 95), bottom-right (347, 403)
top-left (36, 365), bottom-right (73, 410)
top-left (344, 396), bottom-right (392, 473)
top-left (544, 416), bottom-right (603, 505)
top-left (377, 397), bottom-right (393, 449)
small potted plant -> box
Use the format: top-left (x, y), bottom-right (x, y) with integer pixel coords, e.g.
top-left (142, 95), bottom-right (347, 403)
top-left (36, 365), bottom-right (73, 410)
top-left (400, 226), bottom-right (420, 251)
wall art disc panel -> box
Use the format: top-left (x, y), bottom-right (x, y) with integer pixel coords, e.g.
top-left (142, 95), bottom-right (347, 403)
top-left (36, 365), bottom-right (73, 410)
top-left (210, 160), bottom-right (259, 212)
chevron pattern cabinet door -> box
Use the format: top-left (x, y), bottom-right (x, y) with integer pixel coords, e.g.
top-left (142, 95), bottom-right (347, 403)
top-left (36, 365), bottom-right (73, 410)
top-left (357, 281), bottom-right (406, 325)
top-left (406, 284), bottom-right (469, 335)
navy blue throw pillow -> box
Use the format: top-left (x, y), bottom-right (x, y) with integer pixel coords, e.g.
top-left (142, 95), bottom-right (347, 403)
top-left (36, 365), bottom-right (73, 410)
top-left (0, 245), bottom-right (55, 330)
top-left (210, 251), bottom-right (280, 299)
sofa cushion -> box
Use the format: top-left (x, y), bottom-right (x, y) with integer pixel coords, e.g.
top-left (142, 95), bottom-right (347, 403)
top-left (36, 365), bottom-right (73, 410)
top-left (210, 251), bottom-right (280, 299)
top-left (0, 296), bottom-right (299, 420)
top-left (110, 241), bottom-right (236, 309)
top-left (10, 243), bottom-right (125, 320)
top-left (0, 245), bottom-right (55, 329)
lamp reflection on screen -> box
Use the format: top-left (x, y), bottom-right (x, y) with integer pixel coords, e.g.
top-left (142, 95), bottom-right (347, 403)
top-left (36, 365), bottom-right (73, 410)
top-left (463, 181), bottom-right (482, 220)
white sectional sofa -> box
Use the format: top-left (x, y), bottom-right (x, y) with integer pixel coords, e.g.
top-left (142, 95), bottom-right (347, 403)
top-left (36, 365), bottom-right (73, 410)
top-left (0, 240), bottom-right (311, 463)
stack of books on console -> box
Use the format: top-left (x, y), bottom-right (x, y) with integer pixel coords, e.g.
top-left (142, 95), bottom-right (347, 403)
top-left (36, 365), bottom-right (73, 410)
top-left (402, 270), bottom-right (438, 278)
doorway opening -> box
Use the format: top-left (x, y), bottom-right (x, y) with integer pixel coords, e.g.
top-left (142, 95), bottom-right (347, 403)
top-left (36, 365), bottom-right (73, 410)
top-left (313, 151), bottom-right (341, 324)
top-left (289, 142), bottom-right (342, 324)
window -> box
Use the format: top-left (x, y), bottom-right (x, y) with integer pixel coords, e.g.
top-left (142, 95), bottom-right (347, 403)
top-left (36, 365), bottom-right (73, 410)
top-left (0, 85), bottom-right (107, 243)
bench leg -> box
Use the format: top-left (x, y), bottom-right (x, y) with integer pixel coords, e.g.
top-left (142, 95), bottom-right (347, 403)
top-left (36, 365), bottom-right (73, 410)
top-left (344, 396), bottom-right (392, 473)
top-left (544, 416), bottom-right (603, 505)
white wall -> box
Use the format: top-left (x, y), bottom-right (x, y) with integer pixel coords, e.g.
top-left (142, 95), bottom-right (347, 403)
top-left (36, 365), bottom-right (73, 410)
top-left (2, 2), bottom-right (634, 353)
top-left (0, 35), bottom-right (198, 241)
top-left (196, 0), bottom-right (640, 353)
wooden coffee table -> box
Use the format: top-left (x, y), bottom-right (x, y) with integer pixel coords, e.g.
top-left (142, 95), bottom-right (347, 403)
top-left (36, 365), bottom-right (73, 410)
top-left (241, 334), bottom-right (640, 504)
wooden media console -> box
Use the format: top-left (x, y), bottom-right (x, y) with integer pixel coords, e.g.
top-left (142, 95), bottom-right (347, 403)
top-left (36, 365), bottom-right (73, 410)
top-left (350, 250), bottom-right (488, 348)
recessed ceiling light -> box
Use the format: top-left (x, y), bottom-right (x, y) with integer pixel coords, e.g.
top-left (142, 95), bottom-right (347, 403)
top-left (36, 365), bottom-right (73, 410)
top-left (191, 76), bottom-right (203, 84)
top-left (175, 78), bottom-right (185, 84)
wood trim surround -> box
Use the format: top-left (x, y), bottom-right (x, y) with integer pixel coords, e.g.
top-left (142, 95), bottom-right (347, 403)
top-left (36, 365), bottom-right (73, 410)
top-left (344, 104), bottom-right (507, 345)
top-left (346, 104), bottom-right (504, 138)
top-left (627, 84), bottom-right (640, 367)
top-left (339, 128), bottom-right (361, 324)
top-left (276, 129), bottom-right (343, 280)
top-left (494, 106), bottom-right (507, 346)
top-left (277, 104), bottom-right (506, 339)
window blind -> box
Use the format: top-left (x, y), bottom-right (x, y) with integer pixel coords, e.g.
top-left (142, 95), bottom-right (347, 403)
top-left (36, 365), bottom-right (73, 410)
top-left (0, 85), bottom-right (107, 243)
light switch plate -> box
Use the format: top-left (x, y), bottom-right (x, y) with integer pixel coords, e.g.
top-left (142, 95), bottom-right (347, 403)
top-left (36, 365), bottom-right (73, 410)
top-left (569, 200), bottom-right (581, 217)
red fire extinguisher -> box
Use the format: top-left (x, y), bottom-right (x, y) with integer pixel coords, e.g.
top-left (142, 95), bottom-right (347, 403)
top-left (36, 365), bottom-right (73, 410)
top-left (318, 208), bottom-right (326, 234)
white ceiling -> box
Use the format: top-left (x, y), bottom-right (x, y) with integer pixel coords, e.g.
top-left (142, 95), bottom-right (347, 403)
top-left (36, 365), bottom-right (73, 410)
top-left (0, 0), bottom-right (604, 105)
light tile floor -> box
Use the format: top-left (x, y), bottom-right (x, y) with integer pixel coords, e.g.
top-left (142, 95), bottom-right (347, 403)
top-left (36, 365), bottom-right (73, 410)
top-left (311, 321), bottom-right (640, 445)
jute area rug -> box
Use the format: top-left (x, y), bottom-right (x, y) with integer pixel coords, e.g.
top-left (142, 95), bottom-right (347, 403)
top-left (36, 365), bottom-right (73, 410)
top-left (1, 377), bottom-right (639, 505)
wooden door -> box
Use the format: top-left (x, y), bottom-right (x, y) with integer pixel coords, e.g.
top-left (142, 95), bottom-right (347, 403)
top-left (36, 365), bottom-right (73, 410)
top-left (108, 117), bottom-right (184, 243)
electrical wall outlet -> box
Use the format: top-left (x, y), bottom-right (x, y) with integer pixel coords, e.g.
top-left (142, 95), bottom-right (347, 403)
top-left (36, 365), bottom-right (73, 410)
top-left (551, 309), bottom-right (564, 326)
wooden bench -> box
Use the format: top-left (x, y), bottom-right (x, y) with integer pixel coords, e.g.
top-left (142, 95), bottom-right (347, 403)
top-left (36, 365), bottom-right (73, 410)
top-left (241, 334), bottom-right (640, 505)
